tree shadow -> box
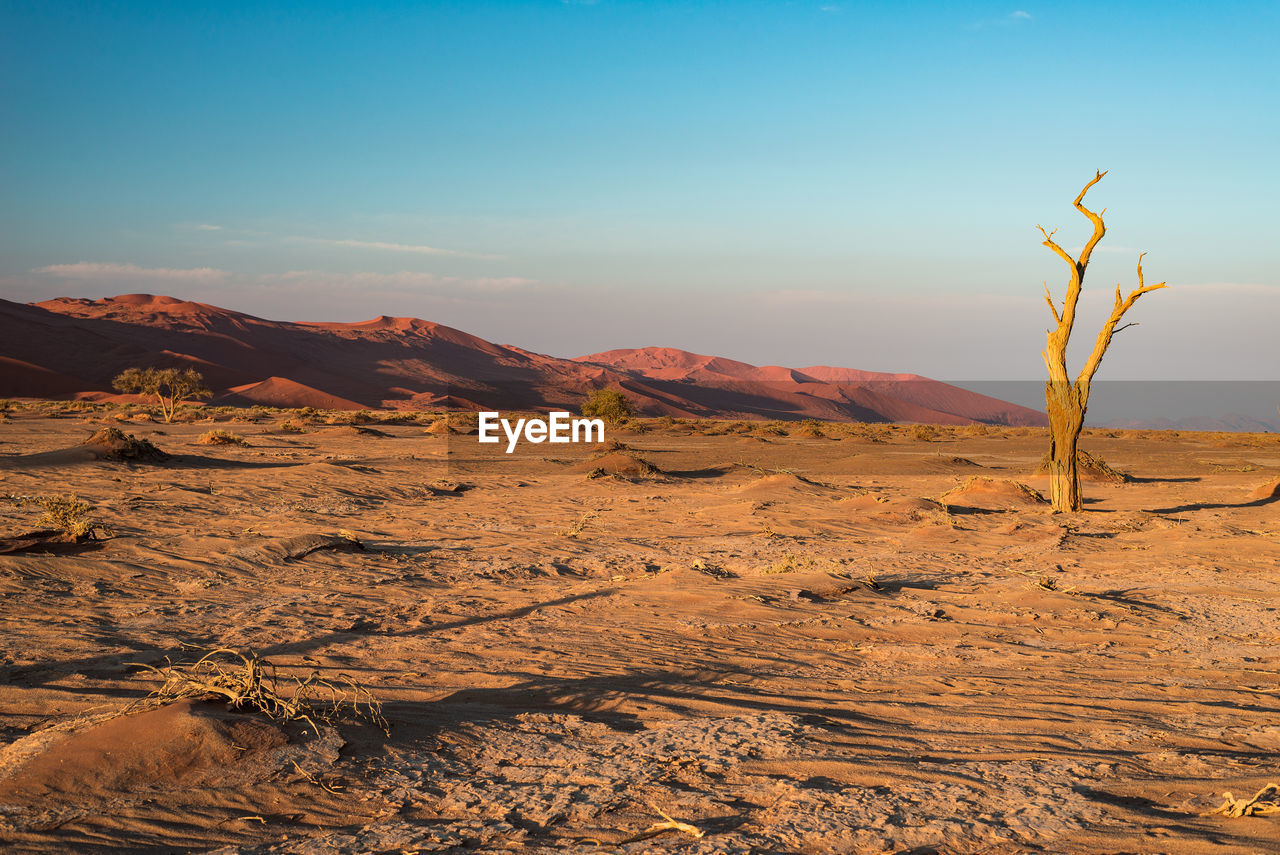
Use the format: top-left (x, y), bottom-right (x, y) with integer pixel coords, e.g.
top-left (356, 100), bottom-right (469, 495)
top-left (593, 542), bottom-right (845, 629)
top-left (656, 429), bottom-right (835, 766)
top-left (1145, 491), bottom-right (1280, 514)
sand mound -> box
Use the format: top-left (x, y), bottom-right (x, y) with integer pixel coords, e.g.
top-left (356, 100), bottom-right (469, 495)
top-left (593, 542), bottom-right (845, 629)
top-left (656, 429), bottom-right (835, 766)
top-left (575, 452), bottom-right (662, 480)
top-left (8, 427), bottom-right (171, 467)
top-left (232, 533), bottom-right (367, 562)
top-left (734, 471), bottom-right (830, 495)
top-left (425, 419), bottom-right (459, 435)
top-left (1034, 450), bottom-right (1130, 483)
top-left (943, 477), bottom-right (1048, 510)
top-left (0, 700), bottom-right (286, 802)
top-left (84, 427), bottom-right (168, 461)
top-left (337, 425), bottom-right (388, 437)
top-left (839, 493), bottom-right (887, 510)
top-left (849, 495), bottom-right (947, 523)
top-left (1248, 478), bottom-right (1280, 501)
top-left (0, 529), bottom-right (103, 556)
top-left (930, 455), bottom-right (983, 469)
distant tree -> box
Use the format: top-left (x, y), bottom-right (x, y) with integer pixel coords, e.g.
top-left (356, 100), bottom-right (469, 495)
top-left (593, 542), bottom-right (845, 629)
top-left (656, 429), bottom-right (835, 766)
top-left (581, 388), bottom-right (635, 425)
top-left (1038, 171), bottom-right (1166, 512)
top-left (112, 367), bottom-right (211, 423)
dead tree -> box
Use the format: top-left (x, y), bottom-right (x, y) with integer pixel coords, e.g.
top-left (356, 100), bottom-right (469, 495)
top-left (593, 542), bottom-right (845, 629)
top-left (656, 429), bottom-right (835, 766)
top-left (1038, 170), bottom-right (1166, 512)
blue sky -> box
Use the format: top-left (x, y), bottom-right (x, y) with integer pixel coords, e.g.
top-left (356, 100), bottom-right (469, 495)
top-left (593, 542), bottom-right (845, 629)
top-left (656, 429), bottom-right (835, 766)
top-left (2, 1), bottom-right (1276, 379)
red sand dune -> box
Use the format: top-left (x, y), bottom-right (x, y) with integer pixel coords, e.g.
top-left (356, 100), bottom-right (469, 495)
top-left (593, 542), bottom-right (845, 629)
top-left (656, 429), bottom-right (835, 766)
top-left (576, 348), bottom-right (1047, 426)
top-left (217, 377), bottom-right (367, 411)
top-left (0, 295), bottom-right (1042, 424)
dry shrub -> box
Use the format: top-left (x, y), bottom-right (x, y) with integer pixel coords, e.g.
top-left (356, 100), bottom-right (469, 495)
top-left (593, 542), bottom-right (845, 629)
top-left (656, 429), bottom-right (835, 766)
top-left (795, 419), bottom-right (825, 438)
top-left (961, 422), bottom-right (990, 437)
top-left (276, 419), bottom-right (306, 434)
top-left (582, 452), bottom-right (662, 480)
top-left (756, 422), bottom-right (788, 437)
top-left (14, 494), bottom-right (96, 540)
top-left (85, 427), bottom-right (168, 461)
top-left (137, 648), bottom-right (387, 735)
top-left (910, 424), bottom-right (937, 442)
top-left (1035, 449), bottom-right (1131, 483)
top-left (198, 429), bottom-right (247, 446)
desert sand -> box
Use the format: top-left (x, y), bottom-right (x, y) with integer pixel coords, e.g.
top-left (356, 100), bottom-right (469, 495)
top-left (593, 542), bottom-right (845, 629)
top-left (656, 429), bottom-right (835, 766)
top-left (0, 410), bottom-right (1278, 853)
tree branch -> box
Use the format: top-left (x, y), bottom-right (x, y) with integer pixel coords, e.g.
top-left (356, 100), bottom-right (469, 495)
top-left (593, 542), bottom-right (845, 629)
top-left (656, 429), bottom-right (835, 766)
top-left (1072, 169), bottom-right (1108, 274)
top-left (1043, 282), bottom-right (1061, 325)
top-left (1040, 171), bottom-right (1109, 358)
top-left (1076, 252), bottom-right (1167, 391)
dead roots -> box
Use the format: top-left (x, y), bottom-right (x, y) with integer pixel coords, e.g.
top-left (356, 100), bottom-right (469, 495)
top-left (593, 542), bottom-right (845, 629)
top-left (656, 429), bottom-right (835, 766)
top-left (1205, 783), bottom-right (1280, 818)
top-left (135, 648), bottom-right (388, 735)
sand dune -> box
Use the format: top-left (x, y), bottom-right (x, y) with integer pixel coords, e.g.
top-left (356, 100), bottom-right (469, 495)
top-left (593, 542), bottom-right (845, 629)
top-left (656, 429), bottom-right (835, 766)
top-left (3, 295), bottom-right (1040, 425)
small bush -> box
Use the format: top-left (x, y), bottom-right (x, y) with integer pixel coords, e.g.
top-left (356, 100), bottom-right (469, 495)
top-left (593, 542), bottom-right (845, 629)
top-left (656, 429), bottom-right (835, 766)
top-left (581, 388), bottom-right (635, 425)
top-left (795, 419), bottom-right (825, 438)
top-left (277, 419), bottom-right (305, 434)
top-left (910, 424), bottom-right (937, 442)
top-left (198, 429), bottom-right (247, 446)
top-left (17, 494), bottom-right (95, 540)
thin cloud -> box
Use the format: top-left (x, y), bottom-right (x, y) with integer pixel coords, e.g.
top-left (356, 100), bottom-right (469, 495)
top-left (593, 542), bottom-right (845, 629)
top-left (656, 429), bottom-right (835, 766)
top-left (27, 261), bottom-right (537, 298)
top-left (969, 10), bottom-right (1034, 29)
top-left (174, 223), bottom-right (501, 260)
top-left (314, 237), bottom-right (502, 260)
top-left (1173, 281), bottom-right (1278, 295)
top-left (33, 262), bottom-right (229, 282)
top-left (264, 270), bottom-right (537, 293)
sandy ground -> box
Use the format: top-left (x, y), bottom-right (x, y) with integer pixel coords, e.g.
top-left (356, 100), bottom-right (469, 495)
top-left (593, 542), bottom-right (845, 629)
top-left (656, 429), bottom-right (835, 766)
top-left (0, 413), bottom-right (1278, 854)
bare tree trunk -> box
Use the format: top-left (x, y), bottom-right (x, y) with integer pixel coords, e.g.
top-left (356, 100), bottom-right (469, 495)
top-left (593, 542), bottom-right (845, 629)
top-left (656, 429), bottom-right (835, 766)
top-left (1038, 171), bottom-right (1165, 513)
top-left (1045, 382), bottom-right (1084, 511)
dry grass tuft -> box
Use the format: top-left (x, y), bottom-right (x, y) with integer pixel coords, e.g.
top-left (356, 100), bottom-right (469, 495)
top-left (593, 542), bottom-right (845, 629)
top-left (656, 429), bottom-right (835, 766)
top-left (198, 429), bottom-right (247, 446)
top-left (135, 648), bottom-right (388, 735)
top-left (561, 511), bottom-right (599, 538)
top-left (795, 419), bottom-right (826, 438)
top-left (910, 424), bottom-right (937, 442)
top-left (13, 494), bottom-right (98, 540)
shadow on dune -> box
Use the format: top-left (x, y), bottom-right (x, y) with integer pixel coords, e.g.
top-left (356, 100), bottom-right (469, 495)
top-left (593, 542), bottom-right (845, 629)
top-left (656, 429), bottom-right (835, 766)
top-left (0, 450), bottom-right (298, 471)
top-left (395, 666), bottom-right (899, 739)
top-left (1144, 492), bottom-right (1280, 515)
